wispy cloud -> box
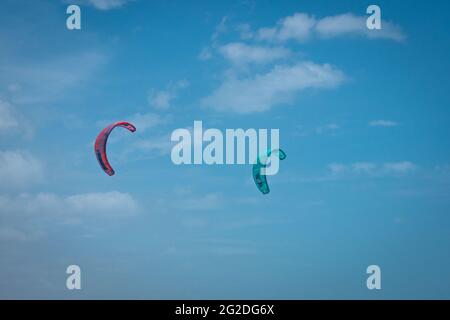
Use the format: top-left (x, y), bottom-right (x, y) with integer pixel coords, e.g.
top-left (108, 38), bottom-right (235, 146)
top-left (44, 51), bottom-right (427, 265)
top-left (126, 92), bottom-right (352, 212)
top-left (199, 11), bottom-right (403, 115)
top-left (369, 120), bottom-right (399, 127)
top-left (128, 113), bottom-right (165, 132)
top-left (0, 99), bottom-right (34, 138)
top-left (0, 100), bottom-right (19, 132)
top-left (65, 191), bottom-right (139, 217)
top-left (351, 162), bottom-right (378, 174)
top-left (0, 191), bottom-right (139, 218)
top-left (66, 0), bottom-right (132, 10)
top-left (202, 62), bottom-right (345, 113)
top-left (89, 0), bottom-right (130, 10)
top-left (328, 161), bottom-right (417, 176)
top-left (236, 23), bottom-right (254, 40)
top-left (0, 151), bottom-right (44, 189)
top-left (316, 13), bottom-right (405, 41)
top-left (315, 123), bottom-right (339, 135)
top-left (211, 16), bottom-right (228, 41)
top-left (383, 161), bottom-right (417, 174)
top-left (1, 52), bottom-right (108, 104)
top-left (198, 16), bottom-right (229, 61)
top-left (328, 163), bottom-right (347, 175)
top-left (258, 13), bottom-right (316, 42)
top-left (257, 12), bottom-right (406, 42)
top-left (0, 191), bottom-right (140, 242)
top-left (218, 42), bottom-right (290, 65)
top-left (147, 80), bottom-right (189, 110)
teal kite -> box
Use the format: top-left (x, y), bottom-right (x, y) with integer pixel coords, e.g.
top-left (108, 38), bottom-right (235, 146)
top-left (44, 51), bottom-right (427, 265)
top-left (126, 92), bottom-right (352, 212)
top-left (252, 149), bottom-right (286, 194)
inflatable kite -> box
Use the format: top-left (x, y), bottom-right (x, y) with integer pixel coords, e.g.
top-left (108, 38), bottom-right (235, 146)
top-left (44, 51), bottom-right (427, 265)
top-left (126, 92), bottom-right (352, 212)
top-left (94, 121), bottom-right (136, 176)
top-left (252, 149), bottom-right (286, 194)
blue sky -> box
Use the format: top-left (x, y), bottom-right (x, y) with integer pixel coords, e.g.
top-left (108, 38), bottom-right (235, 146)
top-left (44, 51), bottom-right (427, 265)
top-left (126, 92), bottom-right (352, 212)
top-left (1, 0), bottom-right (450, 299)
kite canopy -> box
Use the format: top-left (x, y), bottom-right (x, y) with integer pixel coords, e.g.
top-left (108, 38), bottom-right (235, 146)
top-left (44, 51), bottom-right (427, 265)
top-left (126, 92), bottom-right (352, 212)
top-left (252, 149), bottom-right (286, 194)
top-left (94, 121), bottom-right (136, 176)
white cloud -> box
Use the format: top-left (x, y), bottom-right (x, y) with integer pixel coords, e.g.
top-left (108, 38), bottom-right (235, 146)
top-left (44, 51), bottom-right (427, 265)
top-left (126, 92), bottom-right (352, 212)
top-left (198, 16), bottom-right (232, 61)
top-left (315, 123), bottom-right (339, 134)
top-left (0, 191), bottom-right (139, 242)
top-left (383, 161), bottom-right (417, 174)
top-left (237, 24), bottom-right (254, 40)
top-left (316, 13), bottom-right (405, 41)
top-left (315, 13), bottom-right (363, 38)
top-left (211, 16), bottom-right (228, 41)
top-left (148, 90), bottom-right (171, 109)
top-left (1, 52), bottom-right (108, 104)
top-left (0, 100), bottom-right (19, 132)
top-left (351, 162), bottom-right (377, 174)
top-left (369, 120), bottom-right (399, 127)
top-left (65, 192), bottom-right (139, 216)
top-left (128, 113), bottom-right (165, 132)
top-left (328, 163), bottom-right (347, 175)
top-left (202, 62), bottom-right (345, 113)
top-left (0, 99), bottom-right (34, 138)
top-left (0, 191), bottom-right (139, 219)
top-left (257, 12), bottom-right (405, 43)
top-left (258, 13), bottom-right (316, 42)
top-left (0, 151), bottom-right (43, 189)
top-left (147, 80), bottom-right (188, 110)
top-left (86, 0), bottom-right (130, 10)
top-left (218, 42), bottom-right (290, 65)
top-left (328, 161), bottom-right (417, 176)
